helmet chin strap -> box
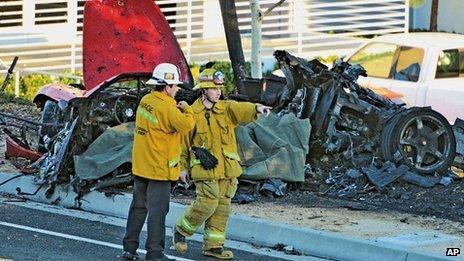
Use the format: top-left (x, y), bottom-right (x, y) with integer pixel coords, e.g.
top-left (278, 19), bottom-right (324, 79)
top-left (205, 95), bottom-right (216, 104)
top-left (201, 90), bottom-right (216, 108)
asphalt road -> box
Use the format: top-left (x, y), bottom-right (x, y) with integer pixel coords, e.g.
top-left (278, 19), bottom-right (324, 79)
top-left (0, 199), bottom-right (321, 261)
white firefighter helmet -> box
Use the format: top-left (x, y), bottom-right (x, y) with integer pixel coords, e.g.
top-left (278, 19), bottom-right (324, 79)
top-left (146, 63), bottom-right (185, 86)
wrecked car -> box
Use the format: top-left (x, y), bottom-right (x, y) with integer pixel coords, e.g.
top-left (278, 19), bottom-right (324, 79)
top-left (2, 0), bottom-right (195, 196)
top-left (248, 50), bottom-right (457, 176)
top-left (1, 0), bottom-right (461, 200)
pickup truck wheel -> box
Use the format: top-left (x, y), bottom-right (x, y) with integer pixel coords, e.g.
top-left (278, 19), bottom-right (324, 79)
top-left (387, 109), bottom-right (456, 174)
top-left (38, 100), bottom-right (60, 152)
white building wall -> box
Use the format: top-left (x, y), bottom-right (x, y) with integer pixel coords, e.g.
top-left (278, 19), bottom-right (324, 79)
top-left (1, 0), bottom-right (409, 73)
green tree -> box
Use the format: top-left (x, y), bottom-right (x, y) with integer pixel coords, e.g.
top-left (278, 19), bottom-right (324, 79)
top-left (409, 0), bottom-right (426, 8)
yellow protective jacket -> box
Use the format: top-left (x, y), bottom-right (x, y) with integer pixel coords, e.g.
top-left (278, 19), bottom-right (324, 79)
top-left (132, 91), bottom-right (195, 181)
top-left (180, 99), bottom-right (258, 181)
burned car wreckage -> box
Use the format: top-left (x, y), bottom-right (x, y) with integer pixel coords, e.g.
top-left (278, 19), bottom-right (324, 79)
top-left (1, 0), bottom-right (194, 197)
top-left (1, 0), bottom-right (462, 200)
top-left (258, 51), bottom-right (461, 194)
top-left (268, 50), bottom-right (457, 175)
top-left (2, 50), bottom-right (461, 199)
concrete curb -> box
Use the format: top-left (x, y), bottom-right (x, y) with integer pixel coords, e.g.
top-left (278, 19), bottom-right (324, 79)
top-left (0, 172), bottom-right (455, 261)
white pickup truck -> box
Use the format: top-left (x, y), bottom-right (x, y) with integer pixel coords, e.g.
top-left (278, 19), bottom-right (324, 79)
top-left (347, 32), bottom-right (464, 124)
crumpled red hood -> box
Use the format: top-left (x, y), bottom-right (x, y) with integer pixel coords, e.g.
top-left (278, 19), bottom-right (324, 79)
top-left (83, 0), bottom-right (192, 91)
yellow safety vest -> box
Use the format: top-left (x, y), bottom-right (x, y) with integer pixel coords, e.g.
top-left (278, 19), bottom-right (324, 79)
top-left (180, 99), bottom-right (257, 180)
top-left (132, 91), bottom-right (195, 180)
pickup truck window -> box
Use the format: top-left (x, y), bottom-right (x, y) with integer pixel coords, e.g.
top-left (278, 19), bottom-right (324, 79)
top-left (436, 49), bottom-right (459, 78)
top-left (459, 49), bottom-right (464, 76)
top-left (348, 42), bottom-right (397, 79)
top-left (393, 46), bottom-right (424, 82)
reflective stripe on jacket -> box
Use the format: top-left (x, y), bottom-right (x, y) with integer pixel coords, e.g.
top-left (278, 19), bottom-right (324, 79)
top-left (132, 91), bottom-right (195, 180)
top-left (180, 99), bottom-right (257, 180)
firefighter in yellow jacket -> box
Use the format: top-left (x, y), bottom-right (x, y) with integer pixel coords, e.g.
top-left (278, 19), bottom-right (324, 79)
top-left (172, 68), bottom-right (271, 259)
top-left (123, 63), bottom-right (195, 261)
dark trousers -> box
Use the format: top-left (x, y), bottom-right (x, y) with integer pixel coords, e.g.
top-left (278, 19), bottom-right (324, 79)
top-left (123, 176), bottom-right (171, 259)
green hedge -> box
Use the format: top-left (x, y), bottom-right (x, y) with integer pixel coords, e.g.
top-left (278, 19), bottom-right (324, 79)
top-left (0, 76), bottom-right (14, 93)
top-left (20, 74), bottom-right (53, 100)
top-left (0, 70), bottom-right (82, 101)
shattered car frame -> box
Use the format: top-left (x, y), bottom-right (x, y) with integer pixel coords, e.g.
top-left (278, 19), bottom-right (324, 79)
top-left (1, 0), bottom-right (461, 201)
top-left (1, 0), bottom-right (194, 197)
top-left (256, 50), bottom-right (457, 175)
top-left (2, 53), bottom-right (459, 198)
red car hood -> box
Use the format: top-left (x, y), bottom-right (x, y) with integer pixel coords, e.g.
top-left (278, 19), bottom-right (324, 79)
top-left (83, 0), bottom-right (192, 91)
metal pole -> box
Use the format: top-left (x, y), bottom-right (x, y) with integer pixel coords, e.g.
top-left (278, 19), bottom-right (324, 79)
top-left (14, 71), bottom-right (20, 97)
top-left (250, 0), bottom-right (262, 78)
top-left (294, 0), bottom-right (305, 55)
top-left (186, 0), bottom-right (192, 62)
top-left (404, 0), bottom-right (410, 33)
top-left (219, 0), bottom-right (246, 94)
top-left (68, 0), bottom-right (79, 73)
top-left (71, 43), bottom-right (77, 73)
top-left (22, 1), bottom-right (34, 31)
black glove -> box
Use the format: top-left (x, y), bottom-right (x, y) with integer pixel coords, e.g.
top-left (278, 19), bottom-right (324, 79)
top-left (191, 146), bottom-right (218, 170)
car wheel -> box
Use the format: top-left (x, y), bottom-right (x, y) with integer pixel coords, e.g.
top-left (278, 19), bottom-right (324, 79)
top-left (382, 108), bottom-right (456, 174)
